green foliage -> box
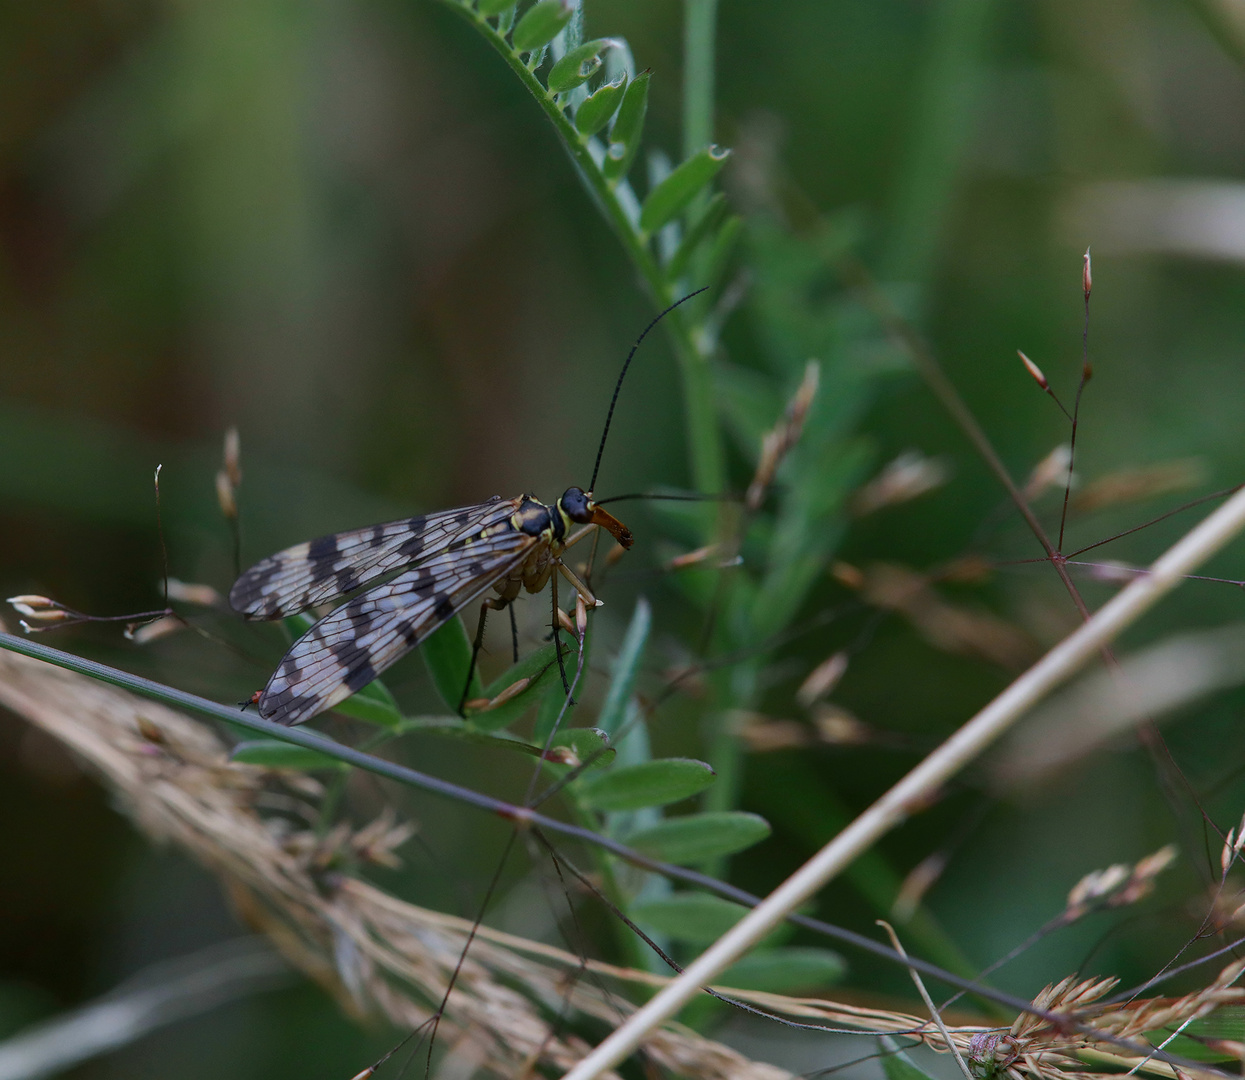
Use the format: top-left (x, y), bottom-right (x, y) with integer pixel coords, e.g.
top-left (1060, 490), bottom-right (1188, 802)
top-left (595, 597), bottom-right (649, 736)
top-left (603, 70), bottom-right (650, 183)
top-left (574, 73), bottom-right (627, 136)
top-left (548, 38), bottom-right (614, 92)
top-left (333, 681), bottom-right (404, 728)
top-left (511, 0), bottom-right (572, 52)
top-left (718, 946), bottom-right (846, 993)
top-left (549, 726), bottom-right (615, 770)
top-left (622, 811), bottom-right (771, 865)
top-left (879, 1038), bottom-right (941, 1080)
top-left (421, 618), bottom-right (481, 711)
top-left (631, 892), bottom-right (755, 946)
top-left (577, 758), bottom-right (715, 811)
top-left (639, 146), bottom-right (731, 235)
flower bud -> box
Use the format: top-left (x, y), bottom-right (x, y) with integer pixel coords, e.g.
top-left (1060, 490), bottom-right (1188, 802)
top-left (1018, 350), bottom-right (1048, 390)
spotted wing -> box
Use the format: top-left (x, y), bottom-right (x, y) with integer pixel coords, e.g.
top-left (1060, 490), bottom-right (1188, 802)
top-left (230, 497), bottom-right (517, 619)
top-left (256, 529), bottom-right (537, 725)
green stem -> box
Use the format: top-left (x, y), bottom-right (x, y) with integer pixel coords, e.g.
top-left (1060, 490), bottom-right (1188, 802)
top-left (435, 0), bottom-right (724, 499)
top-left (682, 0), bottom-right (718, 159)
top-left (881, 0), bottom-right (993, 284)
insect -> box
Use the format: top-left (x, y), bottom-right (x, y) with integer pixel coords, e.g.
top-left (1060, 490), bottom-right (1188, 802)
top-left (229, 293), bottom-right (702, 726)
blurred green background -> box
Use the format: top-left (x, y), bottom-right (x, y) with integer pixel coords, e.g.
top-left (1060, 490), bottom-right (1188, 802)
top-left (5, 0), bottom-right (1245, 1076)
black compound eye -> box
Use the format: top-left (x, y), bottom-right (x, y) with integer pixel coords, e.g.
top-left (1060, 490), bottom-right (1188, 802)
top-left (561, 486), bottom-right (593, 524)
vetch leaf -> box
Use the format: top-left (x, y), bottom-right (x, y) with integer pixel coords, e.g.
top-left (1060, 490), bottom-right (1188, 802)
top-left (511, 0), bottom-right (572, 53)
top-left (548, 38), bottom-right (615, 93)
top-left (623, 811), bottom-right (770, 865)
top-left (550, 727), bottom-right (615, 770)
top-left (602, 69), bottom-right (650, 183)
top-left (231, 739), bottom-right (346, 770)
top-left (468, 638), bottom-right (575, 732)
top-left (574, 74), bottom-right (627, 137)
top-left (632, 892), bottom-right (751, 946)
top-left (719, 946), bottom-right (846, 993)
top-left (639, 145), bottom-right (730, 235)
top-left (421, 618), bottom-right (481, 713)
top-left (477, 0), bottom-right (515, 15)
top-left (595, 597), bottom-right (649, 736)
top-left (334, 679), bottom-right (403, 728)
top-left (578, 757), bottom-right (714, 811)
top-left (666, 192), bottom-right (730, 280)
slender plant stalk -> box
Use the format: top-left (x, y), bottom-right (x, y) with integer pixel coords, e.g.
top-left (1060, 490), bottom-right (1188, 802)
top-left (558, 482), bottom-right (1245, 1080)
top-left (682, 0), bottom-right (718, 160)
top-left (881, 0), bottom-right (993, 283)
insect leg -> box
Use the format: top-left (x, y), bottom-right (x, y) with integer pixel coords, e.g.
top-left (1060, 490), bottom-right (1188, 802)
top-left (555, 560), bottom-right (601, 607)
top-left (509, 604), bottom-right (519, 664)
top-left (459, 596), bottom-right (509, 716)
top-left (550, 570), bottom-right (572, 699)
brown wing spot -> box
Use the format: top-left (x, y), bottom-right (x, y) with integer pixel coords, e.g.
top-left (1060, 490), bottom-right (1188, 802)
top-left (307, 534), bottom-right (340, 583)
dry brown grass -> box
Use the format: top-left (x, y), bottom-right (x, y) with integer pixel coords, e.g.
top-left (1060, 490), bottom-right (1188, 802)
top-left (2, 639), bottom-right (1244, 1080)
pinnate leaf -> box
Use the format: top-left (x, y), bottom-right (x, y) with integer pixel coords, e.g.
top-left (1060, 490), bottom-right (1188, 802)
top-left (548, 38), bottom-right (615, 93)
top-left (575, 74), bottom-right (627, 136)
top-left (511, 0), bottom-right (572, 53)
top-left (640, 145), bottom-right (730, 234)
top-left (603, 70), bottom-right (650, 183)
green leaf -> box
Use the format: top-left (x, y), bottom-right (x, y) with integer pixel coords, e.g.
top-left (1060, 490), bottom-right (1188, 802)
top-left (480, 639), bottom-right (558, 699)
top-left (639, 145), bottom-right (731, 235)
top-left (632, 892), bottom-right (751, 946)
top-left (548, 38), bottom-right (614, 93)
top-left (714, 361), bottom-right (782, 456)
top-left (701, 213), bottom-right (743, 291)
top-left (1147, 1006), bottom-right (1245, 1061)
top-left (477, 0), bottom-right (515, 15)
top-left (578, 758), bottom-right (714, 811)
top-left (333, 679), bottom-right (403, 728)
top-left (719, 946), bottom-right (846, 993)
top-left (574, 74), bottom-right (627, 137)
top-left (596, 597), bottom-right (650, 736)
top-left (532, 672), bottom-right (575, 744)
top-left (467, 638), bottom-right (577, 733)
top-left (602, 70), bottom-right (650, 183)
top-left (623, 811), bottom-right (770, 865)
top-left (666, 192), bottom-right (730, 280)
top-left (879, 1037), bottom-right (940, 1080)
top-left (511, 0), bottom-right (572, 53)
top-left (231, 739), bottom-right (346, 770)
top-left (421, 618), bottom-right (481, 713)
top-left (550, 726), bottom-right (615, 770)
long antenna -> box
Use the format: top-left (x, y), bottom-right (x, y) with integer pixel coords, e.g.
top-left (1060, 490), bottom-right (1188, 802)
top-left (587, 287), bottom-right (709, 494)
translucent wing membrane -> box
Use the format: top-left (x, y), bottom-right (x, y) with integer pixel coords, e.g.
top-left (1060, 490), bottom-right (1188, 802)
top-left (257, 530), bottom-right (536, 725)
top-left (229, 497), bottom-right (517, 619)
